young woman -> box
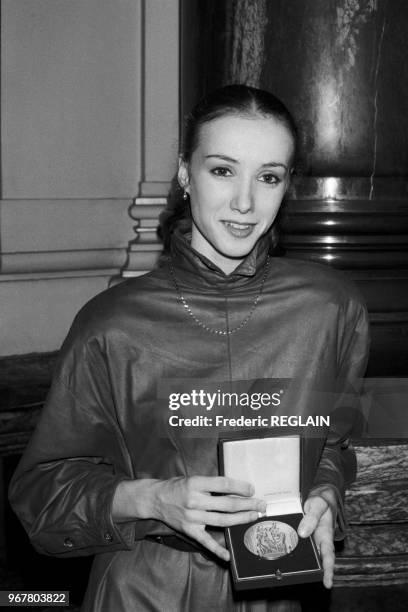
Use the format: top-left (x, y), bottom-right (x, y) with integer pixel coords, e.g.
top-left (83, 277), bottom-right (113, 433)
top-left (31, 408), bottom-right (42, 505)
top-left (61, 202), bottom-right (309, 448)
top-left (9, 85), bottom-right (369, 611)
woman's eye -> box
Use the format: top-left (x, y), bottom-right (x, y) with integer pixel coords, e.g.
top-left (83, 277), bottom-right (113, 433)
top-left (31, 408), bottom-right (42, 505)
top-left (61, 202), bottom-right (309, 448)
top-left (211, 167), bottom-right (232, 177)
top-left (259, 173), bottom-right (280, 185)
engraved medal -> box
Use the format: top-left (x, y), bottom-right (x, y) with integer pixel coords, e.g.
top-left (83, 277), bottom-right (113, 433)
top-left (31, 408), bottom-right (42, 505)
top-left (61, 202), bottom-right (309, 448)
top-left (244, 520), bottom-right (299, 560)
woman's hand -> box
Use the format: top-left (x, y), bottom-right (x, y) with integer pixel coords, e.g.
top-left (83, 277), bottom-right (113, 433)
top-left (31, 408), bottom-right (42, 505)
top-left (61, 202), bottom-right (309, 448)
top-left (297, 490), bottom-right (336, 589)
top-left (113, 476), bottom-right (266, 561)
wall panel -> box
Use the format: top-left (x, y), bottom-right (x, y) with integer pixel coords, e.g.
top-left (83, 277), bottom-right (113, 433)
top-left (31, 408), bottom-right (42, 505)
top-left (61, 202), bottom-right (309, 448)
top-left (1, 0), bottom-right (142, 199)
top-left (0, 0), bottom-right (179, 356)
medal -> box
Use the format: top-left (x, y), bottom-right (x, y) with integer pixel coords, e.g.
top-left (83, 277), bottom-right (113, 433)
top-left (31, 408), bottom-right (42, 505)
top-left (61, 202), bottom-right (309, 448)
top-left (244, 520), bottom-right (299, 560)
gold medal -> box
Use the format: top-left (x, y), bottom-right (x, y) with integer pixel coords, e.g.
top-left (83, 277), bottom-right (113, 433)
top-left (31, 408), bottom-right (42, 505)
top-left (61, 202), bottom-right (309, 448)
top-left (244, 520), bottom-right (299, 560)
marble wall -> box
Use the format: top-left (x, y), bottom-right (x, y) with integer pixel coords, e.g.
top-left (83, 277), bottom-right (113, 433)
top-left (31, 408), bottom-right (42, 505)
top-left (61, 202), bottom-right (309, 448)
top-left (182, 0), bottom-right (408, 376)
top-left (260, 0), bottom-right (408, 177)
top-left (196, 0), bottom-right (408, 178)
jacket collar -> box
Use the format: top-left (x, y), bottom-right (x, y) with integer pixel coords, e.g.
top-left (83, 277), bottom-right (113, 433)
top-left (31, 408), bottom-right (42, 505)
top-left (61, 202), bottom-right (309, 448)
top-left (168, 225), bottom-right (271, 289)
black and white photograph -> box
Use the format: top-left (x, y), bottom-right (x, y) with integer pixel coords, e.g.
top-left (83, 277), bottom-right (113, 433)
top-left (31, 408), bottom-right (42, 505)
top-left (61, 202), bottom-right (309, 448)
top-left (0, 1), bottom-right (407, 611)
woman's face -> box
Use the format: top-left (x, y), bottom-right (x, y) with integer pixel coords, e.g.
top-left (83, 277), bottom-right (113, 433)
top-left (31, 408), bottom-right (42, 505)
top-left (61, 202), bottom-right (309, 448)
top-left (178, 114), bottom-right (294, 274)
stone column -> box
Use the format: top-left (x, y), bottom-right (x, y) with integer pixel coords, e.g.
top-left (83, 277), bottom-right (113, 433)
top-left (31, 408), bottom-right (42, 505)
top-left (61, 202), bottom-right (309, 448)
top-left (123, 0), bottom-right (180, 277)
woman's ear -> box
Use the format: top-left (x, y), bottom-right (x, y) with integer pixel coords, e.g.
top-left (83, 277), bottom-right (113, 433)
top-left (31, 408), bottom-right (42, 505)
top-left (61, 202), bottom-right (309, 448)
top-left (177, 158), bottom-right (190, 193)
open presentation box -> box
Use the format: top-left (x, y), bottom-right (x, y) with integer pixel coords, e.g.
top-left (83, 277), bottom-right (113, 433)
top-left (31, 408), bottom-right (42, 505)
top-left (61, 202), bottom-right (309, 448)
top-left (219, 434), bottom-right (323, 590)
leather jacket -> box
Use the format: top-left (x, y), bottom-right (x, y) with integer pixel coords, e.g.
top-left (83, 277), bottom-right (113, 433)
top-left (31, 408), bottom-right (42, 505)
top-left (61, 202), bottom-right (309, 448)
top-left (9, 228), bottom-right (370, 609)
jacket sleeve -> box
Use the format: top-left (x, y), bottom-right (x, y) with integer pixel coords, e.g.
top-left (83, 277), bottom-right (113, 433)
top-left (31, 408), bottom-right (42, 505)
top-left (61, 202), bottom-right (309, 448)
top-left (8, 327), bottom-right (141, 557)
top-left (308, 297), bottom-right (370, 539)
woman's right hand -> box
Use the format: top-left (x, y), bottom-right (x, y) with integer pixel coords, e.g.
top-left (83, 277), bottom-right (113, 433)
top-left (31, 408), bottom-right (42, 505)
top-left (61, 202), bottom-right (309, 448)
top-left (113, 476), bottom-right (266, 561)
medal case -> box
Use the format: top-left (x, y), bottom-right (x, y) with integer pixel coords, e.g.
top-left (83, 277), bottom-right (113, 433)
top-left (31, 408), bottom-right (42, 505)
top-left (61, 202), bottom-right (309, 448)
top-left (218, 434), bottom-right (323, 590)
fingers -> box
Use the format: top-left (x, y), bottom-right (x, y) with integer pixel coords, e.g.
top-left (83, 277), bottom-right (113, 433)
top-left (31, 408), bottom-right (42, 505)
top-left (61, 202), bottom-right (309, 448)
top-left (319, 537), bottom-right (335, 589)
top-left (298, 495), bottom-right (328, 538)
top-left (188, 526), bottom-right (230, 562)
top-left (314, 512), bottom-right (334, 589)
top-left (198, 494), bottom-right (266, 514)
top-left (190, 476), bottom-right (255, 497)
top-left (314, 519), bottom-right (335, 589)
top-left (202, 509), bottom-right (260, 528)
top-left (181, 476), bottom-right (264, 515)
top-left (298, 495), bottom-right (335, 589)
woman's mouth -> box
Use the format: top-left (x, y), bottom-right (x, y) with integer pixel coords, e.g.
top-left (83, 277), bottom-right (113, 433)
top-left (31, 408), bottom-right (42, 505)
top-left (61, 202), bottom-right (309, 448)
top-left (222, 221), bottom-right (256, 238)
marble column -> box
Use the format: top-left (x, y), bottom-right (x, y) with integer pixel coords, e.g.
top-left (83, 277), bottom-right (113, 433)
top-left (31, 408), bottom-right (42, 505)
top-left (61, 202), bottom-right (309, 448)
top-left (259, 0), bottom-right (408, 179)
top-left (190, 0), bottom-right (408, 375)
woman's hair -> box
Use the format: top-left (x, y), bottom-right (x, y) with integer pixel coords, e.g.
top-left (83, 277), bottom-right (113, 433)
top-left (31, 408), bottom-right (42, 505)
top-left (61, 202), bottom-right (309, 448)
top-left (158, 84), bottom-right (298, 251)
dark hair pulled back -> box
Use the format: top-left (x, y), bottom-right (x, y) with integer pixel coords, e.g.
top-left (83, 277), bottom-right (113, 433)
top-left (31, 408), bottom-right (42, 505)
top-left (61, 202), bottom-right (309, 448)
top-left (158, 84), bottom-right (297, 252)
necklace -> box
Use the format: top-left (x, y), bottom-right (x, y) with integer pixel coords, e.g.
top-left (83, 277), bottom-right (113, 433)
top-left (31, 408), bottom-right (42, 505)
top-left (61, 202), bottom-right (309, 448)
top-left (169, 255), bottom-right (270, 336)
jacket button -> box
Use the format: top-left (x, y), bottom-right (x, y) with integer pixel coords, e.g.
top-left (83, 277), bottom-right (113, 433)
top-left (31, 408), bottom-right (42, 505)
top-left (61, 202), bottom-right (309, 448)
top-left (104, 532), bottom-right (113, 542)
top-left (64, 537), bottom-right (74, 548)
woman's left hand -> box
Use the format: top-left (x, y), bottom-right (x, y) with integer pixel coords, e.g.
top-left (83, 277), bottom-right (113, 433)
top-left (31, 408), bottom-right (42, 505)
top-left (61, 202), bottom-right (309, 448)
top-left (297, 490), bottom-right (336, 589)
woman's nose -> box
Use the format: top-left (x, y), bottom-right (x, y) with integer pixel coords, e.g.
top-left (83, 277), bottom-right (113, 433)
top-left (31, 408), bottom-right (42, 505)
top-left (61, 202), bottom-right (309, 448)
top-left (230, 180), bottom-right (254, 214)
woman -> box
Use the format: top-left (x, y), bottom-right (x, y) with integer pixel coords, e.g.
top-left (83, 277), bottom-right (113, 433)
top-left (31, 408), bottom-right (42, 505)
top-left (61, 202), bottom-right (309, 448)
top-left (9, 85), bottom-right (369, 611)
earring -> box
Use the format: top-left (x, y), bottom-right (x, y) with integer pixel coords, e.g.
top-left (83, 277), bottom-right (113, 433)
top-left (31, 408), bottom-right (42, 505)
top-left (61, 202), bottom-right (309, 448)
top-left (183, 189), bottom-right (188, 201)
